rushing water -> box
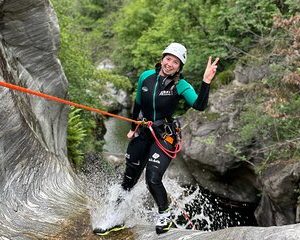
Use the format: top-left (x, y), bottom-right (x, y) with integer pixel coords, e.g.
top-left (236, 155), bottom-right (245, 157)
top-left (86, 111), bottom-right (257, 233)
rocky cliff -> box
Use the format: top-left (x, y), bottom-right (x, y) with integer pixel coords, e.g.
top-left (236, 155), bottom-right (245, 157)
top-left (179, 63), bottom-right (300, 226)
top-left (0, 0), bottom-right (86, 239)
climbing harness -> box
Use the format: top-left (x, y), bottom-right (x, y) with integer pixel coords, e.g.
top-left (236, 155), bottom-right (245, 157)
top-left (0, 81), bottom-right (182, 158)
top-left (147, 120), bottom-right (182, 159)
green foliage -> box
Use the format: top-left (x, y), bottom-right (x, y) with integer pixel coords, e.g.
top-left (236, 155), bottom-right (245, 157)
top-left (78, 0), bottom-right (104, 21)
top-left (52, 0), bottom-right (105, 165)
top-left (52, 0), bottom-right (130, 105)
top-left (200, 136), bottom-right (216, 146)
top-left (96, 70), bottom-right (132, 92)
top-left (229, 14), bottom-right (300, 172)
top-left (238, 86), bottom-right (300, 160)
top-left (77, 0), bottom-right (125, 61)
top-left (111, 0), bottom-right (283, 89)
top-left (225, 143), bottom-right (248, 162)
top-left (51, 0), bottom-right (98, 105)
top-left (238, 93), bottom-right (271, 143)
top-left (113, 0), bottom-right (162, 72)
top-left (51, 0), bottom-right (131, 168)
top-left (220, 0), bottom-right (279, 36)
top-left (284, 0), bottom-right (300, 14)
top-left (212, 68), bottom-right (235, 89)
top-left (67, 107), bottom-right (87, 168)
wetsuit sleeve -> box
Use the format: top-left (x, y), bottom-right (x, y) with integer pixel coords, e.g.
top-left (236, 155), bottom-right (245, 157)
top-left (130, 72), bottom-right (145, 130)
top-left (177, 80), bottom-right (210, 111)
top-left (192, 81), bottom-right (210, 111)
top-left (131, 69), bottom-right (156, 130)
top-left (131, 100), bottom-right (141, 130)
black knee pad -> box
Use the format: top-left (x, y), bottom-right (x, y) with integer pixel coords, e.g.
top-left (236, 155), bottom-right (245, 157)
top-left (146, 169), bottom-right (162, 187)
top-left (121, 162), bottom-right (140, 190)
top-left (121, 175), bottom-right (135, 191)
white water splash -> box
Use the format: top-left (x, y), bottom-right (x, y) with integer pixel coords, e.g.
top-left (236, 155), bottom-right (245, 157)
top-left (83, 163), bottom-right (214, 232)
top-left (167, 184), bottom-right (214, 230)
top-left (90, 180), bottom-right (152, 230)
top-left (81, 158), bottom-right (252, 233)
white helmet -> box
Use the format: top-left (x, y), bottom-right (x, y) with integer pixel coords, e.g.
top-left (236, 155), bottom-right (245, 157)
top-left (162, 42), bottom-right (187, 64)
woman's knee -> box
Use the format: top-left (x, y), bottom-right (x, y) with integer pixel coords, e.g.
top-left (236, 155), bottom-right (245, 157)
top-left (146, 169), bottom-right (162, 187)
top-left (121, 162), bottom-right (140, 190)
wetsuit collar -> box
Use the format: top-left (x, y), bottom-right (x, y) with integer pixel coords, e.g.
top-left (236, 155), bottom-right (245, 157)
top-left (155, 63), bottom-right (175, 89)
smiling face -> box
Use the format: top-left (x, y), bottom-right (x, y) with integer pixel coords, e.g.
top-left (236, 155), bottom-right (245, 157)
top-left (159, 54), bottom-right (181, 77)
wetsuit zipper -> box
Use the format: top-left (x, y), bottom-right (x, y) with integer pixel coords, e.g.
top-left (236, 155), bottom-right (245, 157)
top-left (153, 75), bottom-right (159, 121)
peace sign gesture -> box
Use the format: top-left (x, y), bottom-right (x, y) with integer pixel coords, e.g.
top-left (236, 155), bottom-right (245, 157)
top-left (203, 56), bottom-right (219, 84)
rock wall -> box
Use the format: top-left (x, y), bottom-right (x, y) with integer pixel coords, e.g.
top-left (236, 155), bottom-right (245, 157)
top-left (0, 0), bottom-right (86, 239)
top-left (181, 84), bottom-right (258, 203)
top-left (133, 223), bottom-right (300, 240)
top-left (46, 211), bottom-right (300, 240)
top-left (179, 63), bottom-right (300, 226)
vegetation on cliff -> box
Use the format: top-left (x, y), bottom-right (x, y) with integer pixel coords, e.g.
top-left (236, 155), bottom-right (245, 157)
top-left (236, 15), bottom-right (300, 172)
top-left (51, 0), bottom-right (130, 166)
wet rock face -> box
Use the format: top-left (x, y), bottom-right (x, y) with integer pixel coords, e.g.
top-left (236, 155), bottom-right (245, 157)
top-left (181, 85), bottom-right (259, 203)
top-left (255, 161), bottom-right (300, 226)
top-left (0, 0), bottom-right (86, 239)
top-left (47, 211), bottom-right (300, 240)
top-left (98, 82), bottom-right (131, 112)
top-left (1, 0), bottom-right (67, 155)
top-left (133, 224), bottom-right (300, 240)
top-left (180, 65), bottom-right (300, 226)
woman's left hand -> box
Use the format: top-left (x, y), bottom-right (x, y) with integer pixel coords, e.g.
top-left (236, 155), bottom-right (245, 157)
top-left (127, 130), bottom-right (135, 139)
top-left (203, 56), bottom-right (219, 84)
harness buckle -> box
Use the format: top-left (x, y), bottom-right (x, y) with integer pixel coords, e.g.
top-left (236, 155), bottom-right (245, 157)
top-left (164, 124), bottom-right (173, 136)
top-left (141, 118), bottom-right (148, 126)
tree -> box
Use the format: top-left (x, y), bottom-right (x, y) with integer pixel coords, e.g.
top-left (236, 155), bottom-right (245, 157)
top-left (112, 0), bottom-right (281, 87)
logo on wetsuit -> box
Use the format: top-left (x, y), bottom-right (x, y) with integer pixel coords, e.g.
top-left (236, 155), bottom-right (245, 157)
top-left (142, 86), bottom-right (149, 92)
top-left (159, 90), bottom-right (173, 96)
top-left (149, 152), bottom-right (160, 164)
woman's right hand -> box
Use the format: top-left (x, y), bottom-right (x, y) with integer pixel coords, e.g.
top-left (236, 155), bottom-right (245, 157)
top-left (127, 130), bottom-right (135, 139)
top-left (203, 56), bottom-right (219, 84)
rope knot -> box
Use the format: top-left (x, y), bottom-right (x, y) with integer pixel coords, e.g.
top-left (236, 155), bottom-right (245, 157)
top-left (147, 121), bottom-right (153, 127)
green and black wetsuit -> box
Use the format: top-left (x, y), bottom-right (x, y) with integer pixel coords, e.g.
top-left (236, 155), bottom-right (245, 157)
top-left (122, 66), bottom-right (210, 213)
top-left (131, 68), bottom-right (210, 127)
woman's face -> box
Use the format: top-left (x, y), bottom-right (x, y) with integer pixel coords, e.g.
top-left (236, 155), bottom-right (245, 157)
top-left (160, 54), bottom-right (181, 76)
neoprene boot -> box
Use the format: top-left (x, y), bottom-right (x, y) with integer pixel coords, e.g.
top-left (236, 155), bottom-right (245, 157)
top-left (155, 210), bottom-right (173, 234)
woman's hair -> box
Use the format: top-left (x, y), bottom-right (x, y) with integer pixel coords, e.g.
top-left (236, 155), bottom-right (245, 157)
top-left (172, 72), bottom-right (182, 85)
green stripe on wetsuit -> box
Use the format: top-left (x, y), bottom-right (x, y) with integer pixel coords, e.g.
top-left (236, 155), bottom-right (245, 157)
top-left (153, 75), bottom-right (159, 121)
top-left (136, 69), bottom-right (199, 107)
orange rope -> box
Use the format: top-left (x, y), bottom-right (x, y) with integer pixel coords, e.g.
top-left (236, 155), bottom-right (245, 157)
top-left (0, 81), bottom-right (142, 125)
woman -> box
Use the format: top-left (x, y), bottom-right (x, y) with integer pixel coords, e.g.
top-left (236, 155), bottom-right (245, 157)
top-left (94, 43), bottom-right (219, 235)
top-left (121, 43), bottom-right (219, 234)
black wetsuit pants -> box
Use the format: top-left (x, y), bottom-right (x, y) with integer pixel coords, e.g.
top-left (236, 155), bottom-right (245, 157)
top-left (121, 127), bottom-right (174, 213)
